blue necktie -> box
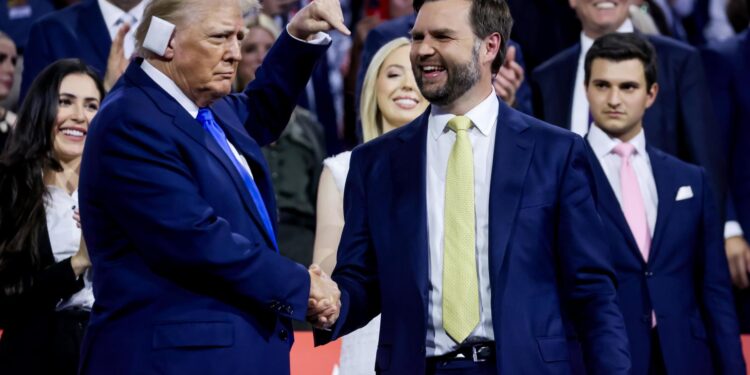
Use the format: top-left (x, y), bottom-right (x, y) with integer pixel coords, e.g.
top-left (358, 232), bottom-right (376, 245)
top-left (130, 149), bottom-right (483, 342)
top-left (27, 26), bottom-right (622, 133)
top-left (197, 108), bottom-right (278, 252)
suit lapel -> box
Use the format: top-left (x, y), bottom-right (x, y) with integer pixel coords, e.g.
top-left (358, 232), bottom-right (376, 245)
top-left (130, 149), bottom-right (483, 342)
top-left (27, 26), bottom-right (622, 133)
top-left (391, 113), bottom-right (430, 320)
top-left (79, 0), bottom-right (111, 70)
top-left (212, 112), bottom-right (279, 233)
top-left (584, 141), bottom-right (644, 263)
top-left (122, 62), bottom-right (275, 247)
top-left (648, 146), bottom-right (677, 263)
top-left (488, 103), bottom-right (534, 276)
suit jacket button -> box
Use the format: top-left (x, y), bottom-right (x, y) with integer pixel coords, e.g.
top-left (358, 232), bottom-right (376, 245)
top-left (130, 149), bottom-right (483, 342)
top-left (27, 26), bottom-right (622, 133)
top-left (644, 271), bottom-right (653, 277)
top-left (279, 329), bottom-right (288, 341)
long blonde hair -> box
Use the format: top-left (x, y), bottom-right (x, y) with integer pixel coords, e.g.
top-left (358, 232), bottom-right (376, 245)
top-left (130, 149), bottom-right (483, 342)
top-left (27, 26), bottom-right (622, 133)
top-left (360, 37), bottom-right (411, 143)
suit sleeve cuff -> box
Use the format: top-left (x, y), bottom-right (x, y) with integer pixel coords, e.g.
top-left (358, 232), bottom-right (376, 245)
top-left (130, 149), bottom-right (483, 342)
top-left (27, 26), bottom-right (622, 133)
top-left (724, 221), bottom-right (744, 239)
top-left (284, 26), bottom-right (332, 45)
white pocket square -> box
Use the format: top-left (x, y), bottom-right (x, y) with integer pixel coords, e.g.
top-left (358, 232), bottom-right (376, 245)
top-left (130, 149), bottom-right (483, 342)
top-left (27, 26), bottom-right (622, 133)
top-left (675, 186), bottom-right (694, 201)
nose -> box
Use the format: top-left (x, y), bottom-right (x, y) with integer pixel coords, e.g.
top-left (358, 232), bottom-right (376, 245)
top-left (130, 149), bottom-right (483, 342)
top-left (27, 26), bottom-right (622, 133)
top-left (227, 39), bottom-right (242, 62)
top-left (413, 39), bottom-right (435, 59)
top-left (70, 103), bottom-right (86, 123)
top-left (402, 72), bottom-right (418, 91)
top-left (606, 88), bottom-right (622, 107)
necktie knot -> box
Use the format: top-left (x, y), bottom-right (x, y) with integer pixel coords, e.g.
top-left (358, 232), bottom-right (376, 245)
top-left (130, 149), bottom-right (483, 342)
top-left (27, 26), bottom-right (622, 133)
top-left (197, 108), bottom-right (214, 124)
top-left (115, 13), bottom-right (137, 26)
top-left (447, 116), bottom-right (472, 133)
top-left (612, 142), bottom-right (636, 159)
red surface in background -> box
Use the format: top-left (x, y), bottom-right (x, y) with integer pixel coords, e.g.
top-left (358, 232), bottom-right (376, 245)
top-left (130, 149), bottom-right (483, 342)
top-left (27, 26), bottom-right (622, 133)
top-left (290, 332), bottom-right (341, 375)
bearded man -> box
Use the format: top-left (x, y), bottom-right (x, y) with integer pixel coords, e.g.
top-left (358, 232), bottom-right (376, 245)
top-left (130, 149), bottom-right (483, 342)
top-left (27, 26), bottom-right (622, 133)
top-left (312, 0), bottom-right (631, 374)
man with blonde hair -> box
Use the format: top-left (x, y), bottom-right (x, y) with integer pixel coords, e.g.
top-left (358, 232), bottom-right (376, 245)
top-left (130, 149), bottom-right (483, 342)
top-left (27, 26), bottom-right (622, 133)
top-left (78, 0), bottom-right (348, 373)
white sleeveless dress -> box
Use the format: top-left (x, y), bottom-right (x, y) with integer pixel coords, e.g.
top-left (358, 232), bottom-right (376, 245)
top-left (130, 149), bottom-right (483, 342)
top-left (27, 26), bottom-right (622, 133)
top-left (323, 151), bottom-right (381, 375)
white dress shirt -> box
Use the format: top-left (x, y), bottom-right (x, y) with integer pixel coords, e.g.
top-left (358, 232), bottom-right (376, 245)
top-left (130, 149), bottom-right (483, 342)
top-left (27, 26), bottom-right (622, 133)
top-left (571, 20), bottom-right (634, 136)
top-left (141, 60), bottom-right (256, 176)
top-left (45, 186), bottom-right (94, 311)
top-left (425, 91), bottom-right (498, 356)
top-left (98, 0), bottom-right (148, 59)
top-left (587, 125), bottom-right (658, 237)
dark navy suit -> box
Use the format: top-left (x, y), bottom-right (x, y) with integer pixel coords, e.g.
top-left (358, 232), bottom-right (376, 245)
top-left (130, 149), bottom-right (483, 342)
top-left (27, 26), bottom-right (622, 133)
top-left (356, 14), bottom-right (533, 117)
top-left (584, 141), bottom-right (745, 374)
top-left (532, 34), bottom-right (726, 213)
top-left (20, 0), bottom-right (110, 99)
top-left (316, 102), bottom-right (631, 374)
top-left (78, 32), bottom-right (326, 375)
top-left (703, 29), bottom-right (750, 333)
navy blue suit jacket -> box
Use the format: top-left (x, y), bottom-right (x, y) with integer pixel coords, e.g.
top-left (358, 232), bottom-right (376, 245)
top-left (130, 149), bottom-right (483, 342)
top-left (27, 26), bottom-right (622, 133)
top-left (702, 30), bottom-right (750, 237)
top-left (356, 14), bottom-right (533, 118)
top-left (532, 35), bottom-right (726, 213)
top-left (78, 32), bottom-right (326, 375)
top-left (584, 142), bottom-right (745, 374)
top-left (316, 102), bottom-right (631, 374)
top-left (20, 0), bottom-right (109, 99)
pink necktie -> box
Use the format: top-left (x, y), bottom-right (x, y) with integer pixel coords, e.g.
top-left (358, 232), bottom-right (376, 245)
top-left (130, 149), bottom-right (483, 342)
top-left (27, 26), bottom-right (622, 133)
top-left (612, 143), bottom-right (651, 262)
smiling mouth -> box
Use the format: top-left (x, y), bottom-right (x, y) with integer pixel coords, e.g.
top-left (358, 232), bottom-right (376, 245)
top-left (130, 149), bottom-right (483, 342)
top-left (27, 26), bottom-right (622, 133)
top-left (58, 126), bottom-right (87, 139)
top-left (393, 97), bottom-right (420, 109)
top-left (594, 1), bottom-right (617, 9)
top-left (421, 65), bottom-right (446, 80)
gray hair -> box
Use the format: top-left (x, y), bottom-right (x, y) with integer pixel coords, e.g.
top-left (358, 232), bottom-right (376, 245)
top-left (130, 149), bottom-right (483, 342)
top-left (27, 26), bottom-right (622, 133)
top-left (134, 0), bottom-right (253, 58)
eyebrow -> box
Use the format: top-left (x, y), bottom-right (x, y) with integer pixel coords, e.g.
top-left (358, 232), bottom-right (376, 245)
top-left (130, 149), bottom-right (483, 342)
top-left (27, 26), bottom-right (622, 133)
top-left (59, 92), bottom-right (100, 101)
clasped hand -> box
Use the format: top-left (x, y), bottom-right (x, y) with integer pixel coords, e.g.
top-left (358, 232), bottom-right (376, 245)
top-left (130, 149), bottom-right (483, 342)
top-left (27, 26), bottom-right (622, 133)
top-left (307, 264), bottom-right (341, 329)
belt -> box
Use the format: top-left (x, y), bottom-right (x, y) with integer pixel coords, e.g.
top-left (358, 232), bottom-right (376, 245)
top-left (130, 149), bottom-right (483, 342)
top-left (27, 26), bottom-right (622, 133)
top-left (428, 342), bottom-right (495, 363)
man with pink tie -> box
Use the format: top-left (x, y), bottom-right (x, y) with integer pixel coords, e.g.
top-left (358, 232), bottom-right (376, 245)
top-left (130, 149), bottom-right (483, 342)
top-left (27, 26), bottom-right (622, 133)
top-left (582, 32), bottom-right (745, 375)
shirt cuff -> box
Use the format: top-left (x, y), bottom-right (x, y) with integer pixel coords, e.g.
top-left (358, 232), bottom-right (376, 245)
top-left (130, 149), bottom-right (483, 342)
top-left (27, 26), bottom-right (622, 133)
top-left (285, 26), bottom-right (332, 45)
top-left (725, 220), bottom-right (744, 239)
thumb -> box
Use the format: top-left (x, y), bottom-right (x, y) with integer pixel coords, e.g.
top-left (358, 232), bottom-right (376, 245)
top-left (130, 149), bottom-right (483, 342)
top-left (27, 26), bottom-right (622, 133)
top-left (309, 264), bottom-right (323, 276)
top-left (504, 45), bottom-right (516, 67)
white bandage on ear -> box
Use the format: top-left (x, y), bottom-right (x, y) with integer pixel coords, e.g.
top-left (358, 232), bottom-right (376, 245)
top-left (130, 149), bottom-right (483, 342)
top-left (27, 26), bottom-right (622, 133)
top-left (143, 16), bottom-right (175, 56)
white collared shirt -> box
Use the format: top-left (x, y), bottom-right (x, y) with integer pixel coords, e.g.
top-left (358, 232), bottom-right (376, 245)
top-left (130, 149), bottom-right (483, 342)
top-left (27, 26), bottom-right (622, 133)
top-left (587, 125), bottom-right (658, 236)
top-left (45, 186), bottom-right (94, 311)
top-left (98, 0), bottom-right (148, 58)
top-left (425, 91), bottom-right (498, 356)
top-left (571, 19), bottom-right (634, 136)
top-left (140, 60), bottom-right (254, 177)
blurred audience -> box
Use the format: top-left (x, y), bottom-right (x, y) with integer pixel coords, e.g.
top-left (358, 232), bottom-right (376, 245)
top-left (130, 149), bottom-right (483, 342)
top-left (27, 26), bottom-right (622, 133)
top-left (702, 0), bottom-right (750, 332)
top-left (0, 0), bottom-right (56, 53)
top-left (313, 37), bottom-right (428, 374)
top-left (505, 0), bottom-right (581, 73)
top-left (21, 0), bottom-right (147, 98)
top-left (238, 14), bottom-right (326, 273)
top-left (0, 32), bottom-right (18, 149)
top-left (0, 59), bottom-right (104, 375)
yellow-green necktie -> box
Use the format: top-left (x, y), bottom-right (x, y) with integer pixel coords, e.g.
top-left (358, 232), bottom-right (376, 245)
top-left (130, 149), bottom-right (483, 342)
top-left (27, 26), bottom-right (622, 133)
top-left (442, 115), bottom-right (479, 344)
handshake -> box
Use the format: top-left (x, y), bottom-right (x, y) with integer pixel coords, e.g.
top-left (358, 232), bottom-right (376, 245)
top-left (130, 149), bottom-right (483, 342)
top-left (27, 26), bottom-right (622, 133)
top-left (307, 264), bottom-right (341, 329)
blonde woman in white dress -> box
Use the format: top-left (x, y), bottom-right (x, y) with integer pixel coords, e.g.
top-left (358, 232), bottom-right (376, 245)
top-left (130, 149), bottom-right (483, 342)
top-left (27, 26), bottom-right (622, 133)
top-left (312, 37), bottom-right (429, 374)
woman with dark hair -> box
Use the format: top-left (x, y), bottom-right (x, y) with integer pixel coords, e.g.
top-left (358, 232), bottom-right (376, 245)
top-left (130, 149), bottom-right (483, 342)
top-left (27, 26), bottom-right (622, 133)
top-left (0, 58), bottom-right (105, 375)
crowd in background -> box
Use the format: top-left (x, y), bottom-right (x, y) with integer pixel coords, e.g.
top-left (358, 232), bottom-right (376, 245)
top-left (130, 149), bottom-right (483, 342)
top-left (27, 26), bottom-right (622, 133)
top-left (0, 0), bottom-right (749, 373)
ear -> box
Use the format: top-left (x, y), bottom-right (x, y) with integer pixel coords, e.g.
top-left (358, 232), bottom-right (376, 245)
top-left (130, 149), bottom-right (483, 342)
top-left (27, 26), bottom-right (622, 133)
top-left (162, 33), bottom-right (176, 60)
top-left (569, 0), bottom-right (577, 9)
top-left (483, 32), bottom-right (501, 67)
top-left (645, 82), bottom-right (659, 108)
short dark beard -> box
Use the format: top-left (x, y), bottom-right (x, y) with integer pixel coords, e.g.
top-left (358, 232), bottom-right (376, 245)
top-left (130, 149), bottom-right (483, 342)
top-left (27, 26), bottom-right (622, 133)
top-left (414, 42), bottom-right (481, 107)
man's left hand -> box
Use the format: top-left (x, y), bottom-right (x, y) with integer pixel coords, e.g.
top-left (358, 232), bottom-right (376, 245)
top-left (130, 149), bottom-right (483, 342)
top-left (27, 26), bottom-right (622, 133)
top-left (287, 0), bottom-right (351, 40)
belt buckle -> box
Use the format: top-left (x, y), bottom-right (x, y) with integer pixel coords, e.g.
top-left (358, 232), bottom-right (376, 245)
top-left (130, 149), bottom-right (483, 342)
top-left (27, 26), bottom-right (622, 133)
top-left (472, 344), bottom-right (488, 363)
